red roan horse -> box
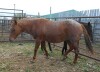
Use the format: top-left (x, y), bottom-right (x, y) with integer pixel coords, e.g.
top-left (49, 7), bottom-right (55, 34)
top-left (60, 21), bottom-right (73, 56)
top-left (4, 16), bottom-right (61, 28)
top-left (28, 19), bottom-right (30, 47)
top-left (9, 18), bottom-right (93, 63)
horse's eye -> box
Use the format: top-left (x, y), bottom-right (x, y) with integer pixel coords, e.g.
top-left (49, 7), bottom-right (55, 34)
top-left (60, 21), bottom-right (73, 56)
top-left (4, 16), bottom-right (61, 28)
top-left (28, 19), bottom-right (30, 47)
top-left (11, 28), bottom-right (15, 33)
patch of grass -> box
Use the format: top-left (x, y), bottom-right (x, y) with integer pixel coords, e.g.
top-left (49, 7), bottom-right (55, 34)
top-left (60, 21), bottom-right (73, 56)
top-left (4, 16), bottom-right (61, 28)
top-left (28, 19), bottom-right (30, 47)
top-left (22, 47), bottom-right (33, 56)
top-left (74, 56), bottom-right (100, 72)
top-left (0, 62), bottom-right (11, 72)
top-left (0, 42), bottom-right (100, 72)
top-left (25, 67), bottom-right (31, 72)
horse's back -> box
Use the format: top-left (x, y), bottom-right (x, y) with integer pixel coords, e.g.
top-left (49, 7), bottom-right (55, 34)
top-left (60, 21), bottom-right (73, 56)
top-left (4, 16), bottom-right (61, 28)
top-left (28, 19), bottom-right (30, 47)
top-left (44, 19), bottom-right (83, 42)
top-left (64, 19), bottom-right (83, 39)
top-left (17, 18), bottom-right (83, 43)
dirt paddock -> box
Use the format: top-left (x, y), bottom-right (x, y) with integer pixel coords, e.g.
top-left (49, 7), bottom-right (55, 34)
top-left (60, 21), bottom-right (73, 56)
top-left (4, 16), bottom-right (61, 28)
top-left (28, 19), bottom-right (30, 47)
top-left (0, 41), bottom-right (100, 72)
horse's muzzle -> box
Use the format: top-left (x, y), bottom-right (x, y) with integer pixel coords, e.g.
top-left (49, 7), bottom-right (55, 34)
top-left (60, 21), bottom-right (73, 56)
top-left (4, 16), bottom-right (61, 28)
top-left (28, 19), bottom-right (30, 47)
top-left (9, 38), bottom-right (14, 42)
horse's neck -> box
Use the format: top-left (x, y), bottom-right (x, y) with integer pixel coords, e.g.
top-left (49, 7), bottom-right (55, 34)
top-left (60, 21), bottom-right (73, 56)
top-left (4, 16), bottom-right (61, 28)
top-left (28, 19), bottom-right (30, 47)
top-left (22, 25), bottom-right (32, 35)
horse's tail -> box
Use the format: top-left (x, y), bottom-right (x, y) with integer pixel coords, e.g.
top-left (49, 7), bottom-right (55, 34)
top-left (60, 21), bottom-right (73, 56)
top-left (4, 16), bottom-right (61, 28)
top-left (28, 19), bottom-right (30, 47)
top-left (81, 24), bottom-right (94, 54)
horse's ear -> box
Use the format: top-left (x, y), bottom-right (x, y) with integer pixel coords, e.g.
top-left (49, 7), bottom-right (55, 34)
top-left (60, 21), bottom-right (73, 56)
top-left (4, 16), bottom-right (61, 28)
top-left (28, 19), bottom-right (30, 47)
top-left (14, 20), bottom-right (17, 25)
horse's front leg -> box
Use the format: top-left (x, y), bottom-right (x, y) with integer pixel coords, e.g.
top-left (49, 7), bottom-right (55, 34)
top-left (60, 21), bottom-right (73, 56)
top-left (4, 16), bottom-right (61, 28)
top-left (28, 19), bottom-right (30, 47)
top-left (33, 39), bottom-right (41, 61)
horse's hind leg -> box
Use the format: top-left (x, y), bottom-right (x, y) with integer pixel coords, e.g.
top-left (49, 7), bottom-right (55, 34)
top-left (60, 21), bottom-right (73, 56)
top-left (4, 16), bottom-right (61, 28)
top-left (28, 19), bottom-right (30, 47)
top-left (62, 41), bottom-right (74, 60)
top-left (73, 48), bottom-right (79, 64)
top-left (41, 41), bottom-right (48, 58)
top-left (63, 41), bottom-right (79, 64)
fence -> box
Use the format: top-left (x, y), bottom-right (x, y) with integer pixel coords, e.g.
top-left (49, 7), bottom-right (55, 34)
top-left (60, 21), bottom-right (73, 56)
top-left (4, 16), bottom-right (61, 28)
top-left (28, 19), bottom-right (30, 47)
top-left (0, 8), bottom-right (100, 43)
top-left (0, 8), bottom-right (33, 41)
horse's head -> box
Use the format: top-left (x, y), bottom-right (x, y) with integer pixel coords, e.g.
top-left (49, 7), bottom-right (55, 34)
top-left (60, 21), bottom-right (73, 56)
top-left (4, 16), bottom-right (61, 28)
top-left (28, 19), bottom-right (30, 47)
top-left (80, 21), bottom-right (93, 42)
top-left (9, 19), bottom-right (22, 42)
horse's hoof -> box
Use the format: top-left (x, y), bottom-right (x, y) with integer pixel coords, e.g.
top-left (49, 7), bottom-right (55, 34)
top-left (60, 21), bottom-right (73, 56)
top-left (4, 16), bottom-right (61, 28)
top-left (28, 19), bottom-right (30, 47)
top-left (31, 57), bottom-right (36, 63)
top-left (73, 61), bottom-right (77, 64)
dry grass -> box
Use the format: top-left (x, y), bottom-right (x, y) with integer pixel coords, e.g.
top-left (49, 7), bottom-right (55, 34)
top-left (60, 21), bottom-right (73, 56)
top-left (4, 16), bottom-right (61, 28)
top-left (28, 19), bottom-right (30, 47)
top-left (0, 42), bottom-right (100, 72)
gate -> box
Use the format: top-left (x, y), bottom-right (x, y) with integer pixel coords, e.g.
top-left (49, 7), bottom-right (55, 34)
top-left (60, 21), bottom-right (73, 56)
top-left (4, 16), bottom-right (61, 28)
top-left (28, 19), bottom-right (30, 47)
top-left (0, 8), bottom-right (32, 41)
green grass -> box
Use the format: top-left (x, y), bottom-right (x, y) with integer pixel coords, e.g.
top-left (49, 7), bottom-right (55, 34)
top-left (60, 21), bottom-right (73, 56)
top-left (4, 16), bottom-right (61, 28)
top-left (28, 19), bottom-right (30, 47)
top-left (0, 42), bottom-right (99, 72)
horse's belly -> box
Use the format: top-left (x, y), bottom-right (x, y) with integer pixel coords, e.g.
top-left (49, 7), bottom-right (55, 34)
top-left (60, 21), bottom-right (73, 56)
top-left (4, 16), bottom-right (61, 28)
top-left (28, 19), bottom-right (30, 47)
top-left (45, 35), bottom-right (66, 43)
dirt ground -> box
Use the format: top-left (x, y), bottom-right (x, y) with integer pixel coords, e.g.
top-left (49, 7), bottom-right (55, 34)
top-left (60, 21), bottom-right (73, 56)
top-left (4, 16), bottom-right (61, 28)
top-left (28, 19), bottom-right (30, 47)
top-left (0, 42), bottom-right (100, 72)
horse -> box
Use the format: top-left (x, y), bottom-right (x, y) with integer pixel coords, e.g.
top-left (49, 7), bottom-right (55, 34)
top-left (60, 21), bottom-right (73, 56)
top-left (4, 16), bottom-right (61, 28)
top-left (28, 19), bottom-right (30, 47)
top-left (9, 18), bottom-right (93, 63)
top-left (47, 21), bottom-right (93, 55)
